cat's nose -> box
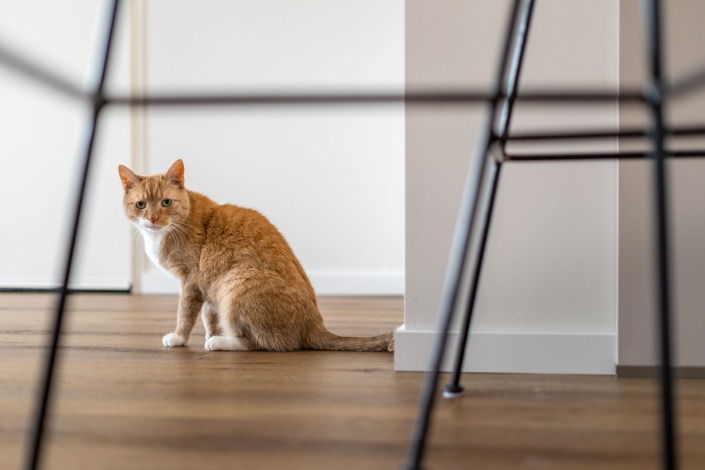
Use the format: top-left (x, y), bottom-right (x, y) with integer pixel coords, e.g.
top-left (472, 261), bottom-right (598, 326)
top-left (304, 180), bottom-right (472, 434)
top-left (149, 215), bottom-right (158, 224)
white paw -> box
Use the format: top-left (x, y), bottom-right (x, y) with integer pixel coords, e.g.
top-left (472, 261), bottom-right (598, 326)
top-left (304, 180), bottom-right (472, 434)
top-left (205, 336), bottom-right (247, 351)
top-left (162, 332), bottom-right (187, 347)
top-left (204, 336), bottom-right (221, 351)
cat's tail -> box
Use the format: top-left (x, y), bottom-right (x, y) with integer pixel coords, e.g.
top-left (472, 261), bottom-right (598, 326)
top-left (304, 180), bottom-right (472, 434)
top-left (307, 328), bottom-right (395, 352)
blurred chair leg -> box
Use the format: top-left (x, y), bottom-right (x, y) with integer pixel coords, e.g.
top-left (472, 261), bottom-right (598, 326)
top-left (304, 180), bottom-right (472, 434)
top-left (643, 0), bottom-right (678, 468)
top-left (25, 2), bottom-right (122, 470)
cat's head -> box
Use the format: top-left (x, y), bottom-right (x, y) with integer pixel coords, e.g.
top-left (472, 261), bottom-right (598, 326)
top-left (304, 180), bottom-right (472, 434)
top-left (118, 159), bottom-right (191, 234)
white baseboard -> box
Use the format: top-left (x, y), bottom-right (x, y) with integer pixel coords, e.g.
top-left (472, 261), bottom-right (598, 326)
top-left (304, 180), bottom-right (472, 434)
top-left (394, 324), bottom-right (616, 375)
top-left (138, 271), bottom-right (179, 294)
top-left (138, 270), bottom-right (404, 296)
top-left (0, 276), bottom-right (130, 291)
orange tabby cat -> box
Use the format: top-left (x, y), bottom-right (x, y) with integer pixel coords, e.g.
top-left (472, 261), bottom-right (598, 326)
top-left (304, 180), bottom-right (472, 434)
top-left (118, 160), bottom-right (393, 352)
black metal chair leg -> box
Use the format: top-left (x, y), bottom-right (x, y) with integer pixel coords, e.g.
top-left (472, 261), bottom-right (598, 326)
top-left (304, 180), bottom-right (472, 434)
top-left (402, 1), bottom-right (526, 468)
top-left (444, 0), bottom-right (535, 398)
top-left (643, 1), bottom-right (678, 469)
top-left (443, 160), bottom-right (502, 398)
top-left (24, 2), bottom-right (121, 470)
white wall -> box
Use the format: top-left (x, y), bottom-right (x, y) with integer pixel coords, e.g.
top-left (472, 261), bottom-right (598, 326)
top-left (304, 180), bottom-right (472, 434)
top-left (136, 0), bottom-right (405, 295)
top-left (397, 0), bottom-right (619, 374)
top-left (0, 0), bottom-right (132, 290)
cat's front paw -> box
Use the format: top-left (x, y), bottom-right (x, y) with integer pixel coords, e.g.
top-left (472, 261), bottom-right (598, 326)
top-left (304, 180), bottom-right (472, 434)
top-left (162, 332), bottom-right (187, 347)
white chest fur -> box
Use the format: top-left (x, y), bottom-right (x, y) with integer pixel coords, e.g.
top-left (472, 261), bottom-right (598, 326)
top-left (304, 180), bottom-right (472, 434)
top-left (136, 226), bottom-right (170, 275)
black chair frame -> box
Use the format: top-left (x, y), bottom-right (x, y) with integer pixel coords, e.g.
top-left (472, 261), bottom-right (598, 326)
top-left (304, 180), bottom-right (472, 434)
top-left (0, 1), bottom-right (699, 469)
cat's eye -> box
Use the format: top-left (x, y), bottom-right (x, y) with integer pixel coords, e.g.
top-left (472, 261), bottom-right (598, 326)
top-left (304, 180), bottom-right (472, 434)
top-left (161, 199), bottom-right (173, 208)
top-left (135, 201), bottom-right (146, 209)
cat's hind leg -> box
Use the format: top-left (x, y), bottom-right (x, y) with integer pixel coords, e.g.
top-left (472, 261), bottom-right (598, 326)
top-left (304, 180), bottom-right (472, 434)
top-left (204, 335), bottom-right (258, 351)
top-left (204, 294), bottom-right (268, 351)
top-left (201, 301), bottom-right (222, 340)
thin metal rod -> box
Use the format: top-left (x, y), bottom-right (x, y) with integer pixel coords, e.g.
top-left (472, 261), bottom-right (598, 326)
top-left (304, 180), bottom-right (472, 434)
top-left (507, 125), bottom-right (705, 142)
top-left (659, 150), bottom-right (705, 157)
top-left (666, 125), bottom-right (705, 137)
top-left (505, 150), bottom-right (705, 161)
top-left (498, 0), bottom-right (536, 150)
top-left (644, 1), bottom-right (678, 469)
top-left (443, 160), bottom-right (503, 397)
top-left (106, 90), bottom-right (646, 107)
top-left (402, 1), bottom-right (526, 468)
top-left (510, 129), bottom-right (648, 141)
top-left (24, 2), bottom-right (120, 470)
top-left (445, 0), bottom-right (536, 396)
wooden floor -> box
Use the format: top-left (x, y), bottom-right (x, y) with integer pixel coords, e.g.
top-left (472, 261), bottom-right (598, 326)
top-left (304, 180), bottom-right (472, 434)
top-left (2, 294), bottom-right (705, 470)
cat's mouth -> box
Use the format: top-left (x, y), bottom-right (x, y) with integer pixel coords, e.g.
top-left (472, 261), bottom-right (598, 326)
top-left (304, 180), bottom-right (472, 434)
top-left (138, 220), bottom-right (167, 233)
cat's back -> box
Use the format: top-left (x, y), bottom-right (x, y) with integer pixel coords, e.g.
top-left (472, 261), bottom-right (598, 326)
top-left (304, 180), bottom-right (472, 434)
top-left (208, 203), bottom-right (280, 240)
top-left (203, 202), bottom-right (296, 264)
top-left (201, 202), bottom-right (310, 288)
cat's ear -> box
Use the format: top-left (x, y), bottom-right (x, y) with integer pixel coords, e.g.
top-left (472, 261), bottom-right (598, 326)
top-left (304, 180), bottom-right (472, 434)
top-left (166, 159), bottom-right (185, 188)
top-left (118, 165), bottom-right (142, 192)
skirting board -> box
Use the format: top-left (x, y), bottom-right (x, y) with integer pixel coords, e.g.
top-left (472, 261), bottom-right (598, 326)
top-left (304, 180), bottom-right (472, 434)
top-left (0, 276), bottom-right (130, 291)
top-left (139, 270), bottom-right (405, 296)
top-left (617, 365), bottom-right (705, 378)
top-left (394, 325), bottom-right (617, 375)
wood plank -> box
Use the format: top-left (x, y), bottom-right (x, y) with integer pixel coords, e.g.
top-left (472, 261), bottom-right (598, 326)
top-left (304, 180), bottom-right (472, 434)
top-left (1, 294), bottom-right (704, 470)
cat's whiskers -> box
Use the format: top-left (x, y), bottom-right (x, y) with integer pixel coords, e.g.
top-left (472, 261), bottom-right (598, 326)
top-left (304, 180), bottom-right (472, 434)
top-left (167, 222), bottom-right (191, 251)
